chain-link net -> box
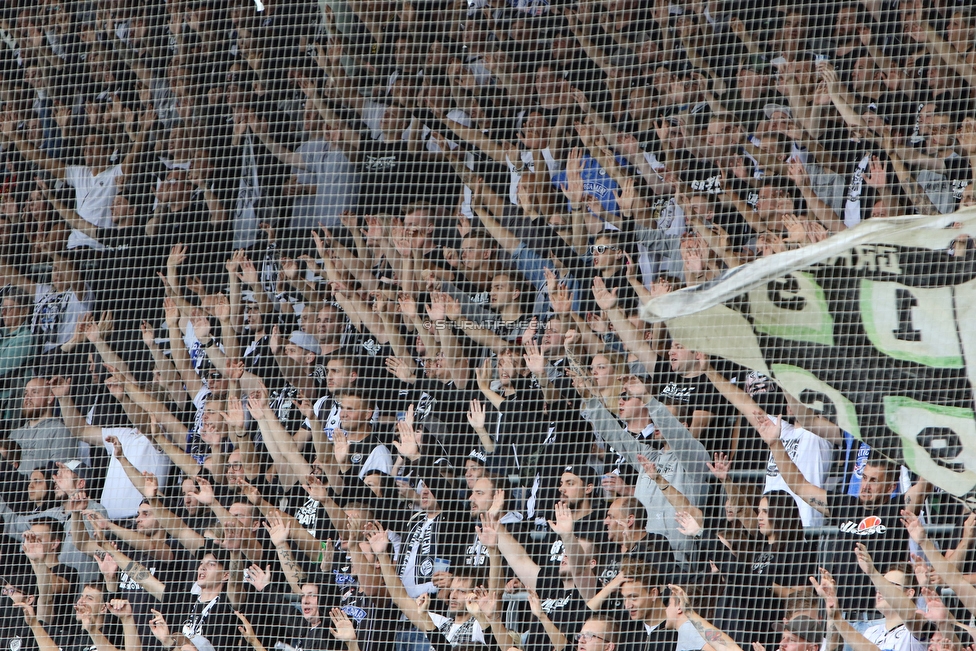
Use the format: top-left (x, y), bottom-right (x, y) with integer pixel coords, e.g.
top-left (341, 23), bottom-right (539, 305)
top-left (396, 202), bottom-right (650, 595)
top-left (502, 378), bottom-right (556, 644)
top-left (0, 2), bottom-right (975, 651)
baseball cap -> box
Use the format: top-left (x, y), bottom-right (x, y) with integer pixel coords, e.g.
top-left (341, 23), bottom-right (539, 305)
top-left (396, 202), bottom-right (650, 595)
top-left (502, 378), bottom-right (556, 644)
top-left (60, 460), bottom-right (90, 482)
top-left (763, 103), bottom-right (793, 119)
top-left (468, 449), bottom-right (487, 466)
top-left (288, 330), bottom-right (321, 356)
top-left (562, 463), bottom-right (598, 486)
top-left (784, 615), bottom-right (823, 645)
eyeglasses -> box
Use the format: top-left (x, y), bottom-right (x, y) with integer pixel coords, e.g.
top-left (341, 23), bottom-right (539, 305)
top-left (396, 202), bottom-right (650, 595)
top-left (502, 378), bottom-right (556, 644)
top-left (591, 245), bottom-right (619, 255)
top-left (576, 632), bottom-right (608, 644)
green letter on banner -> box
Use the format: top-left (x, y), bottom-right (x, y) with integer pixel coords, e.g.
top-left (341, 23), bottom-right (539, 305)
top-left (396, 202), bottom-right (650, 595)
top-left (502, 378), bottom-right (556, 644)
top-left (749, 272), bottom-right (834, 346)
top-left (884, 396), bottom-right (976, 499)
top-left (771, 364), bottom-right (860, 439)
top-left (859, 280), bottom-right (963, 368)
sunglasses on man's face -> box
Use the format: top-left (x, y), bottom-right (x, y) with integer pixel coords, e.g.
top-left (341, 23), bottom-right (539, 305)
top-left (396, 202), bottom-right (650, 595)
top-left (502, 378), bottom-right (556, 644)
top-left (591, 244), bottom-right (619, 255)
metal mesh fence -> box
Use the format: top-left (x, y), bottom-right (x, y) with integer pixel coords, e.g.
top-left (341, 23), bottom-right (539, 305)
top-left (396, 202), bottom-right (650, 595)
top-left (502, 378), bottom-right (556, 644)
top-left (1, 2), bottom-right (975, 651)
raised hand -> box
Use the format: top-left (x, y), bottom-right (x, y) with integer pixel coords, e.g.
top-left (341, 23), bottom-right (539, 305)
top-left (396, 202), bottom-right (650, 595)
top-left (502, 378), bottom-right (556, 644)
top-left (149, 609), bottom-right (172, 645)
top-left (476, 512), bottom-right (499, 549)
top-left (95, 550), bottom-right (118, 577)
top-left (473, 586), bottom-right (497, 619)
top-left (809, 567), bottom-right (840, 617)
top-left (264, 509), bottom-right (291, 547)
top-left (548, 502), bottom-right (575, 537)
top-left (49, 375), bottom-right (72, 399)
top-left (921, 586), bottom-right (949, 623)
top-left (237, 479), bottom-right (263, 506)
top-left (864, 155), bottom-right (887, 190)
top-left (188, 476), bottom-right (215, 506)
top-left (367, 522), bottom-right (389, 555)
top-left (12, 600), bottom-right (38, 625)
top-left (668, 584), bottom-right (693, 613)
top-left (329, 608), bottom-right (357, 641)
top-left (332, 428), bottom-right (351, 465)
top-left (235, 611), bottom-right (259, 644)
top-left (901, 509), bottom-right (927, 543)
top-left (385, 356), bottom-right (414, 382)
top-left (523, 337), bottom-right (546, 378)
top-left (854, 543), bottom-right (877, 576)
top-left (753, 411), bottom-right (782, 445)
top-left (707, 452), bottom-right (731, 482)
top-left (108, 599), bottom-right (134, 621)
top-left (245, 564), bottom-right (272, 592)
top-left (527, 589), bottom-right (545, 618)
top-left (592, 276), bottom-right (619, 311)
top-left (394, 419), bottom-right (422, 462)
top-left (636, 454), bottom-right (658, 481)
top-left (675, 511), bottom-right (703, 537)
top-left (221, 398), bottom-right (246, 433)
top-left (302, 473), bottom-right (330, 504)
top-left (105, 435), bottom-right (124, 459)
top-left (22, 530), bottom-right (47, 561)
top-left (167, 243), bottom-right (187, 270)
top-left (467, 399), bottom-right (486, 430)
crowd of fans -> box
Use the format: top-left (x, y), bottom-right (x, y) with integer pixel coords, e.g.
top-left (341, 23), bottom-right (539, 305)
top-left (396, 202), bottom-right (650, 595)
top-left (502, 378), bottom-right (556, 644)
top-left (1, 1), bottom-right (976, 651)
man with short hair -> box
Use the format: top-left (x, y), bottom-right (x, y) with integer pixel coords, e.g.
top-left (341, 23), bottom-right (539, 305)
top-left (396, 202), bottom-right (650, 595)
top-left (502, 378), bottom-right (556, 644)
top-left (614, 561), bottom-right (681, 651)
top-left (577, 615), bottom-right (618, 651)
top-left (135, 547), bottom-right (239, 651)
top-left (330, 390), bottom-right (393, 492)
top-left (22, 516), bottom-right (78, 625)
top-left (772, 615), bottom-right (824, 651)
top-left (9, 378), bottom-right (78, 475)
top-left (759, 417), bottom-right (909, 616)
top-left (8, 460), bottom-right (108, 586)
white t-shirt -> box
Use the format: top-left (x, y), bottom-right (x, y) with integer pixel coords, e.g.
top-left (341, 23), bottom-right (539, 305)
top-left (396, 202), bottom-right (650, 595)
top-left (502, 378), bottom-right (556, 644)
top-left (677, 620), bottom-right (707, 651)
top-left (763, 415), bottom-right (833, 527)
top-left (64, 164), bottom-right (123, 250)
top-left (862, 622), bottom-right (925, 651)
top-left (99, 427), bottom-right (171, 520)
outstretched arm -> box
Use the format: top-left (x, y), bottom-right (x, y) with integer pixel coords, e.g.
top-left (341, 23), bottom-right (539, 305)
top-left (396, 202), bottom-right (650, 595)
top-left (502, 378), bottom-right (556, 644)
top-left (370, 528), bottom-right (434, 632)
top-left (756, 414), bottom-right (828, 515)
top-left (854, 544), bottom-right (927, 636)
top-left (904, 510), bottom-right (976, 617)
top-left (102, 543), bottom-right (166, 601)
top-left (550, 504), bottom-right (599, 601)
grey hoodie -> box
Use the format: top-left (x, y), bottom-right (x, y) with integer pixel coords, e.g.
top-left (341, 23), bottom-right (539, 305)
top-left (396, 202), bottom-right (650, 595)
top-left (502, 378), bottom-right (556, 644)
top-left (583, 396), bottom-right (711, 566)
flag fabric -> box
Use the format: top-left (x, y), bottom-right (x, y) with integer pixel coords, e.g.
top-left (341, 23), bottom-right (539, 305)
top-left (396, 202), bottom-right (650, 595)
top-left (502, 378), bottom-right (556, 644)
top-left (641, 209), bottom-right (976, 506)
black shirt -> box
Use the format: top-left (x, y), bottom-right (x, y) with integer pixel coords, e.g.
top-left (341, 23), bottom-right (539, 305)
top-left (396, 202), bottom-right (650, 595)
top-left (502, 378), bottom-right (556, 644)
top-left (162, 588), bottom-right (239, 651)
top-left (53, 621), bottom-right (124, 651)
top-left (114, 540), bottom-right (189, 645)
top-left (713, 538), bottom-right (818, 648)
top-left (826, 493), bottom-right (908, 614)
top-left (653, 359), bottom-right (733, 453)
top-left (524, 552), bottom-right (588, 651)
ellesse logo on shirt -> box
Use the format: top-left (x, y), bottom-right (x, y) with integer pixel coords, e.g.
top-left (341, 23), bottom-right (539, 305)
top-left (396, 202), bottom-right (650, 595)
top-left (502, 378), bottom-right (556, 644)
top-left (839, 515), bottom-right (887, 536)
